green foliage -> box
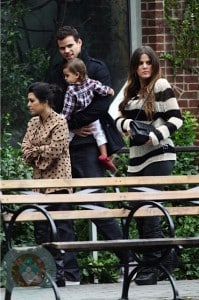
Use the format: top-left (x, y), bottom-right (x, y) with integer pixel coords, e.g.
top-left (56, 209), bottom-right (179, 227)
top-left (164, 110), bottom-right (198, 279)
top-left (161, 0), bottom-right (199, 73)
top-left (75, 216), bottom-right (122, 283)
top-left (26, 48), bottom-right (51, 81)
top-left (172, 111), bottom-right (198, 146)
top-left (80, 253), bottom-right (120, 283)
top-left (172, 110), bottom-right (199, 175)
top-left (174, 216), bottom-right (199, 279)
top-left (1, 0), bottom-right (50, 141)
top-left (113, 136), bottom-right (129, 179)
top-left (0, 114), bottom-right (33, 180)
top-left (1, 2), bottom-right (31, 132)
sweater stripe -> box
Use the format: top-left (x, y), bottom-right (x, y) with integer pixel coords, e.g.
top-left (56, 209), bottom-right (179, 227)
top-left (129, 144), bottom-right (176, 166)
top-left (115, 78), bottom-right (183, 173)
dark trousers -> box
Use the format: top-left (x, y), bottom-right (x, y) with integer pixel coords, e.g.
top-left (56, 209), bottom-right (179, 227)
top-left (68, 143), bottom-right (128, 276)
top-left (128, 160), bottom-right (175, 263)
top-left (34, 195), bottom-right (80, 282)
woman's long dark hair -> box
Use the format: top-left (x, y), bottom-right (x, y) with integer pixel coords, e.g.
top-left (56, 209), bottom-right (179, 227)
top-left (119, 46), bottom-right (161, 119)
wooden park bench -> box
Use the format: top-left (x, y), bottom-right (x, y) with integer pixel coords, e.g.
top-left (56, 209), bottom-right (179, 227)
top-left (1, 175), bottom-right (199, 300)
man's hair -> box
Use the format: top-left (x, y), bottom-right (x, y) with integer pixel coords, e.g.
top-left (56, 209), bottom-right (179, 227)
top-left (56, 26), bottom-right (80, 42)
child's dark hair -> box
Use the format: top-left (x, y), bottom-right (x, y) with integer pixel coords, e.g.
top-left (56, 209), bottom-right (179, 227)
top-left (63, 58), bottom-right (87, 82)
top-left (28, 82), bottom-right (62, 108)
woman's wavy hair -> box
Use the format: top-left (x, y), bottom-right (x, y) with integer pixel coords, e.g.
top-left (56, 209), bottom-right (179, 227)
top-left (119, 46), bottom-right (161, 119)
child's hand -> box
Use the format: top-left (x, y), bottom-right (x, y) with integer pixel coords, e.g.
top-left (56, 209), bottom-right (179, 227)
top-left (109, 88), bottom-right (115, 97)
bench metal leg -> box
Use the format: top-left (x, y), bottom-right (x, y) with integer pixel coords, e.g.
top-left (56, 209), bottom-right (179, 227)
top-left (159, 265), bottom-right (182, 300)
top-left (46, 273), bottom-right (61, 300)
top-left (4, 287), bottom-right (12, 300)
top-left (4, 275), bottom-right (61, 300)
top-left (119, 263), bottom-right (182, 300)
top-left (3, 204), bottom-right (60, 300)
top-left (119, 200), bottom-right (182, 300)
top-left (4, 272), bottom-right (13, 300)
top-left (119, 265), bottom-right (140, 300)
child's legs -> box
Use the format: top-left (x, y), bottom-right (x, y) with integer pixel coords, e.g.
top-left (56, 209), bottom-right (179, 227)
top-left (93, 120), bottom-right (117, 171)
top-left (92, 120), bottom-right (108, 156)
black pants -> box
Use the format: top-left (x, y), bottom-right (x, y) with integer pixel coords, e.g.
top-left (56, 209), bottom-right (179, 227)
top-left (68, 142), bottom-right (128, 278)
top-left (34, 193), bottom-right (80, 282)
top-left (128, 160), bottom-right (175, 262)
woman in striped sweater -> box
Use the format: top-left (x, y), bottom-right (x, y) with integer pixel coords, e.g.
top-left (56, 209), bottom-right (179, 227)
top-left (116, 46), bottom-right (183, 285)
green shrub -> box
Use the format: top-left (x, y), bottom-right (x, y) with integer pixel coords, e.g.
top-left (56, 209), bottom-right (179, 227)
top-left (173, 216), bottom-right (199, 279)
top-left (1, 1), bottom-right (50, 144)
top-left (162, 0), bottom-right (199, 73)
top-left (0, 114), bottom-right (33, 180)
top-left (80, 252), bottom-right (120, 283)
top-left (172, 110), bottom-right (198, 175)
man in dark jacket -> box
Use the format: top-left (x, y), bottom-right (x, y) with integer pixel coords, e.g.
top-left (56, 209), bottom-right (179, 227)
top-left (47, 26), bottom-right (127, 286)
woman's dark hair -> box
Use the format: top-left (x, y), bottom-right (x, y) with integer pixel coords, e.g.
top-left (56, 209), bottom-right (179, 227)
top-left (28, 82), bottom-right (62, 108)
top-left (119, 46), bottom-right (161, 118)
top-left (63, 58), bottom-right (87, 82)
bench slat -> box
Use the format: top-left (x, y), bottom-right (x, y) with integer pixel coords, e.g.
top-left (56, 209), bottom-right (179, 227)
top-left (3, 206), bottom-right (199, 222)
top-left (43, 237), bottom-right (199, 251)
top-left (1, 189), bottom-right (198, 204)
top-left (1, 175), bottom-right (199, 190)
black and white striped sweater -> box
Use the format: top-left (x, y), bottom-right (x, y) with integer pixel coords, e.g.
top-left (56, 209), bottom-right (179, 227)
top-left (115, 78), bottom-right (183, 173)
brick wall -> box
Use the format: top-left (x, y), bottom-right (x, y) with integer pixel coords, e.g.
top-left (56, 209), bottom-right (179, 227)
top-left (141, 0), bottom-right (199, 144)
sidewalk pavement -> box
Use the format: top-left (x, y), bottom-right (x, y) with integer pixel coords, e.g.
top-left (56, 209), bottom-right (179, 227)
top-left (1, 280), bottom-right (199, 300)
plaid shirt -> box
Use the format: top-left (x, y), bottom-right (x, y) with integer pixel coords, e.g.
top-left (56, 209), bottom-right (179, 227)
top-left (62, 77), bottom-right (110, 119)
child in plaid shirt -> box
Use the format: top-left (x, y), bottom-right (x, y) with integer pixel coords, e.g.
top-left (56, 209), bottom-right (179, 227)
top-left (62, 58), bottom-right (116, 171)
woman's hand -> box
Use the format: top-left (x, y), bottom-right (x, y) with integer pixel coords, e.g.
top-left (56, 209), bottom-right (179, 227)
top-left (145, 137), bottom-right (152, 145)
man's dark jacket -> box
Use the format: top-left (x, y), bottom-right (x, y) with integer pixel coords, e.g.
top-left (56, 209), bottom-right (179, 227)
top-left (47, 48), bottom-right (112, 128)
top-left (47, 48), bottom-right (124, 153)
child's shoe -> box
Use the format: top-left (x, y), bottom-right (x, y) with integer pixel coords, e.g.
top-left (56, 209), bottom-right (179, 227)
top-left (98, 155), bottom-right (116, 171)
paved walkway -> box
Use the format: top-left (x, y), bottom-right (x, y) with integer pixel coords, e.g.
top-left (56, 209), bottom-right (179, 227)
top-left (1, 280), bottom-right (199, 300)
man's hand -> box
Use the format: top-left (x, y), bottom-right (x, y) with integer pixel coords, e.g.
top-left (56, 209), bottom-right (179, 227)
top-left (71, 124), bottom-right (94, 137)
